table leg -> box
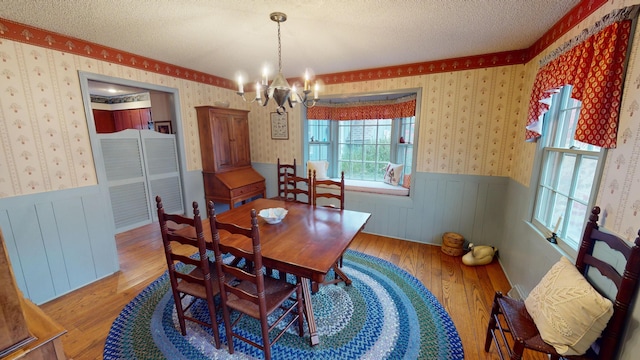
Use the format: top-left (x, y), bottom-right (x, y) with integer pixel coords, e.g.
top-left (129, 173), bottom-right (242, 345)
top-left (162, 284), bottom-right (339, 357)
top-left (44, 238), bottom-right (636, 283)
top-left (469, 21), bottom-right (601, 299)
top-left (301, 278), bottom-right (319, 346)
top-left (332, 264), bottom-right (352, 286)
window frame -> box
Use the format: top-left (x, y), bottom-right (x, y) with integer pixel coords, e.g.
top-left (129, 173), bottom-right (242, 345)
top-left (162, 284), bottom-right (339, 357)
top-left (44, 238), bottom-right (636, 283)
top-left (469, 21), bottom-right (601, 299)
top-left (529, 86), bottom-right (607, 255)
top-left (302, 89), bottom-right (421, 193)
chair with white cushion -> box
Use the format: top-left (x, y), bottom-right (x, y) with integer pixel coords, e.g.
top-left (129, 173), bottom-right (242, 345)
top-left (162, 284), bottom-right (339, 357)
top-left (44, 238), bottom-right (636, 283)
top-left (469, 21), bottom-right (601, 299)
top-left (484, 206), bottom-right (640, 360)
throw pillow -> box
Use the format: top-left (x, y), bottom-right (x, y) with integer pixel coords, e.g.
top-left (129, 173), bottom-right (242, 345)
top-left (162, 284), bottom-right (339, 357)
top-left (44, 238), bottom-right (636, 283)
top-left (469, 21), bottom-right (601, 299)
top-left (524, 256), bottom-right (614, 356)
top-left (308, 160), bottom-right (329, 179)
top-left (402, 174), bottom-right (412, 189)
top-left (383, 162), bottom-right (403, 186)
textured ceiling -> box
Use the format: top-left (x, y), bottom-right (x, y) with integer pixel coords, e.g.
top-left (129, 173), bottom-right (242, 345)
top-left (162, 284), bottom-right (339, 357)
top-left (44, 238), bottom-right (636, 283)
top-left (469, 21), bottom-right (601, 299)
top-left (0, 0), bottom-right (580, 82)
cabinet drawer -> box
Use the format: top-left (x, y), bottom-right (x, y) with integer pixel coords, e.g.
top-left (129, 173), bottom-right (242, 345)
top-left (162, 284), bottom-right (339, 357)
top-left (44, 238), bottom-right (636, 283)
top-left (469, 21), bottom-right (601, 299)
top-left (230, 182), bottom-right (264, 198)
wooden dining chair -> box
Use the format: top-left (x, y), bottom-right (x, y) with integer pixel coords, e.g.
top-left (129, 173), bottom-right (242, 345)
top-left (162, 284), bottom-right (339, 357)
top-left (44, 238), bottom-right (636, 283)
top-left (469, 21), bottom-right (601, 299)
top-left (311, 170), bottom-right (348, 292)
top-left (207, 201), bottom-right (304, 360)
top-left (273, 158), bottom-right (296, 200)
top-left (155, 196), bottom-right (222, 349)
top-left (485, 206), bottom-right (640, 360)
top-left (283, 170), bottom-right (312, 204)
top-left (312, 170), bottom-right (345, 209)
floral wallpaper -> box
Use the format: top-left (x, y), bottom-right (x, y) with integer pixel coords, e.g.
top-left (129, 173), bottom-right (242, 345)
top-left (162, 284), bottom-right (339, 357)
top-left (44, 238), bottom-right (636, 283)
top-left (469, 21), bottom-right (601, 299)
top-left (592, 1), bottom-right (640, 241)
top-left (316, 66), bottom-right (529, 180)
top-left (0, 38), bottom-right (245, 198)
top-left (0, 34), bottom-right (528, 196)
top-left (0, 0), bottom-right (638, 240)
top-left (0, 41), bottom-right (97, 195)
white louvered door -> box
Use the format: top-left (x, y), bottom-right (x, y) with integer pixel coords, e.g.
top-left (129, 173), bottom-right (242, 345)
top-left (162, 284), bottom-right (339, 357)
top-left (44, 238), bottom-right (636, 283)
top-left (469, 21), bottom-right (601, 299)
top-left (140, 130), bottom-right (183, 221)
top-left (99, 129), bottom-right (183, 233)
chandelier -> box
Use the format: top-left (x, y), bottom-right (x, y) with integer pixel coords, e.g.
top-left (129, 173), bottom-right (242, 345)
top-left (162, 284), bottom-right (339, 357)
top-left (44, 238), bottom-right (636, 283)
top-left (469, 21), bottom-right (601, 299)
top-left (236, 12), bottom-right (318, 114)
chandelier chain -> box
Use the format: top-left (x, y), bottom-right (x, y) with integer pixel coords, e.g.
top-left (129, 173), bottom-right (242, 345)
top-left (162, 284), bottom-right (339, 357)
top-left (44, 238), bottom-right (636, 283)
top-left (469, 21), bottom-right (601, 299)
top-left (277, 20), bottom-right (282, 73)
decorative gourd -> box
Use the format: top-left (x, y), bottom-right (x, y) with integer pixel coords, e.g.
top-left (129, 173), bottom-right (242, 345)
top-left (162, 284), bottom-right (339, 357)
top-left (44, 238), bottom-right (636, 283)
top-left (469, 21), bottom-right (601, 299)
top-left (462, 243), bottom-right (497, 266)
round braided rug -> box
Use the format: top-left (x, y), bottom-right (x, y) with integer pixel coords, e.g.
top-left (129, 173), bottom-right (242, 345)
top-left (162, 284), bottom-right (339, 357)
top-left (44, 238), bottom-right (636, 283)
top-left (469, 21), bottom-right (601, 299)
top-left (104, 250), bottom-right (463, 359)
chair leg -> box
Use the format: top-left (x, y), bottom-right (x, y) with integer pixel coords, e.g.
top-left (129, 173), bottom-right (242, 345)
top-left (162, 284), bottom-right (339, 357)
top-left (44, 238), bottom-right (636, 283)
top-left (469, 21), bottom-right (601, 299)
top-left (173, 291), bottom-right (187, 335)
top-left (296, 280), bottom-right (305, 336)
top-left (220, 303), bottom-right (234, 354)
top-left (205, 296), bottom-right (221, 349)
top-left (261, 316), bottom-right (272, 360)
top-left (511, 341), bottom-right (525, 360)
top-left (484, 294), bottom-right (501, 352)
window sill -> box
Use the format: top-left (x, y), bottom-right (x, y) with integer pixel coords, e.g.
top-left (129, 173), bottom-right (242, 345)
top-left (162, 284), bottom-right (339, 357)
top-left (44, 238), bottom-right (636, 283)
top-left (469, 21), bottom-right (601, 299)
top-left (317, 179), bottom-right (409, 196)
top-left (524, 220), bottom-right (577, 260)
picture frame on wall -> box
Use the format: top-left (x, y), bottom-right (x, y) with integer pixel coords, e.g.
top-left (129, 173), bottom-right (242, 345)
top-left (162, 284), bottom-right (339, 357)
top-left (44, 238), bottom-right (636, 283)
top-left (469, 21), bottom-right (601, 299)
top-left (270, 112), bottom-right (289, 140)
top-left (154, 121), bottom-right (173, 134)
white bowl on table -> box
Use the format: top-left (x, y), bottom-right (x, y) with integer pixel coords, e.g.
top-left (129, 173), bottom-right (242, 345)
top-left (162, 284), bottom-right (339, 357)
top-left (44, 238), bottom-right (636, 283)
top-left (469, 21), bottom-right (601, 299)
top-left (258, 208), bottom-right (288, 224)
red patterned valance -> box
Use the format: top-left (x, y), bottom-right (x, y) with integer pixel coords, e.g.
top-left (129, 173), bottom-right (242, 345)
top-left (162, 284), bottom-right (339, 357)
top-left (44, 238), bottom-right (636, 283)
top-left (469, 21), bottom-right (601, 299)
top-left (308, 97), bottom-right (416, 120)
top-left (525, 7), bottom-right (636, 149)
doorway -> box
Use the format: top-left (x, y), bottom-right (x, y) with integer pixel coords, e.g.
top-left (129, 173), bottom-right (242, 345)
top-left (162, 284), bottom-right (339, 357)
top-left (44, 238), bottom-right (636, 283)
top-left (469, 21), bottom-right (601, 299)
top-left (78, 72), bottom-right (188, 233)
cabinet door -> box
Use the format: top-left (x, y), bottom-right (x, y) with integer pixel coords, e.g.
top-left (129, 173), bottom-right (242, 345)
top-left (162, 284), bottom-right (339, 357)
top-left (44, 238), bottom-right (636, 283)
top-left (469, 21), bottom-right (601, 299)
top-left (230, 115), bottom-right (251, 167)
top-left (93, 109), bottom-right (116, 133)
top-left (138, 108), bottom-right (152, 129)
top-left (212, 113), bottom-right (234, 172)
top-left (113, 110), bottom-right (130, 131)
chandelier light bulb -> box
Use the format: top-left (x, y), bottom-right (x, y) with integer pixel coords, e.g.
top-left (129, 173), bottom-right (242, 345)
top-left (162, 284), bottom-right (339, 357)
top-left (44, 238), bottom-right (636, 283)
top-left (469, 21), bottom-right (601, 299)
top-left (237, 75), bottom-right (244, 94)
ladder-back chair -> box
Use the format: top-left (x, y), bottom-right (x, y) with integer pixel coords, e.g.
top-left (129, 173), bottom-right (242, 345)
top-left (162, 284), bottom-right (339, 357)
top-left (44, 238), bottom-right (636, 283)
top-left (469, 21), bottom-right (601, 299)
top-left (274, 158), bottom-right (296, 200)
top-left (207, 201), bottom-right (304, 360)
top-left (311, 171), bottom-right (348, 292)
top-left (312, 170), bottom-right (345, 209)
top-left (485, 206), bottom-right (640, 360)
top-left (283, 170), bottom-right (312, 204)
top-left (155, 196), bottom-right (222, 349)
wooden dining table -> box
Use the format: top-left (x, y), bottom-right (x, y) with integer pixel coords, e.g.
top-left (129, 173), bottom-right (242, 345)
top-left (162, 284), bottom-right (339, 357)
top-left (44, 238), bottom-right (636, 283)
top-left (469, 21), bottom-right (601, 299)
top-left (196, 198), bottom-right (371, 346)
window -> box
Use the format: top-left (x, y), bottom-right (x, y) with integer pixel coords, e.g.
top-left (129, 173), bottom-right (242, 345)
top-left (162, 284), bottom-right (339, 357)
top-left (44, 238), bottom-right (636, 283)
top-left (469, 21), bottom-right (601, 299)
top-left (531, 85), bottom-right (605, 251)
top-left (397, 116), bottom-right (415, 175)
top-left (307, 117), bottom-right (414, 183)
top-left (338, 119), bottom-right (391, 180)
top-left (308, 119), bottom-right (330, 161)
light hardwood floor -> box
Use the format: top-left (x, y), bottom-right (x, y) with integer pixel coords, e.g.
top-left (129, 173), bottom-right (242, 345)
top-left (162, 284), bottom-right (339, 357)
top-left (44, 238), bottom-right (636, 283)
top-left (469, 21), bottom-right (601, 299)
top-left (40, 222), bottom-right (545, 359)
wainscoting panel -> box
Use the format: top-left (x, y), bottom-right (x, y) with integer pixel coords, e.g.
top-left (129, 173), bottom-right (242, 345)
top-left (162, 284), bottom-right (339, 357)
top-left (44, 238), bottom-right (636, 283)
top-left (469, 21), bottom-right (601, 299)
top-left (34, 202), bottom-right (71, 296)
top-left (252, 162), bottom-right (508, 246)
top-left (0, 205), bottom-right (56, 302)
top-left (52, 198), bottom-right (99, 289)
top-left (0, 186), bottom-right (119, 304)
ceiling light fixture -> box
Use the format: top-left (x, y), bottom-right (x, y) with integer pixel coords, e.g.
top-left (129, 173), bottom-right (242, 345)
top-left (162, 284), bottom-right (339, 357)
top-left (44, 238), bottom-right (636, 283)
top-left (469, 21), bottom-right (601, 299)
top-left (236, 12), bottom-right (318, 114)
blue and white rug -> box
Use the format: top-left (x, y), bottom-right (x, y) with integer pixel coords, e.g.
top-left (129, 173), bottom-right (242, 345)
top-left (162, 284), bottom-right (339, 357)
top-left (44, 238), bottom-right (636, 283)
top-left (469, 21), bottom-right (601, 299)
top-left (104, 250), bottom-right (464, 359)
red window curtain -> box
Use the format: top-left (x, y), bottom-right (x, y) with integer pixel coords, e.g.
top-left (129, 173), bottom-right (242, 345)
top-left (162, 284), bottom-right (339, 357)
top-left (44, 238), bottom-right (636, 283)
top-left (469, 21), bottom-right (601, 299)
top-left (525, 8), bottom-right (636, 148)
top-left (308, 97), bottom-right (416, 120)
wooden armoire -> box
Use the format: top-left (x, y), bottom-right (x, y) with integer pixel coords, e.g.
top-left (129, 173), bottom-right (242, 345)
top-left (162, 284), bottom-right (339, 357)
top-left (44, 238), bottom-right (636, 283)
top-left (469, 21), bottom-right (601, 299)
top-left (196, 106), bottom-right (265, 208)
